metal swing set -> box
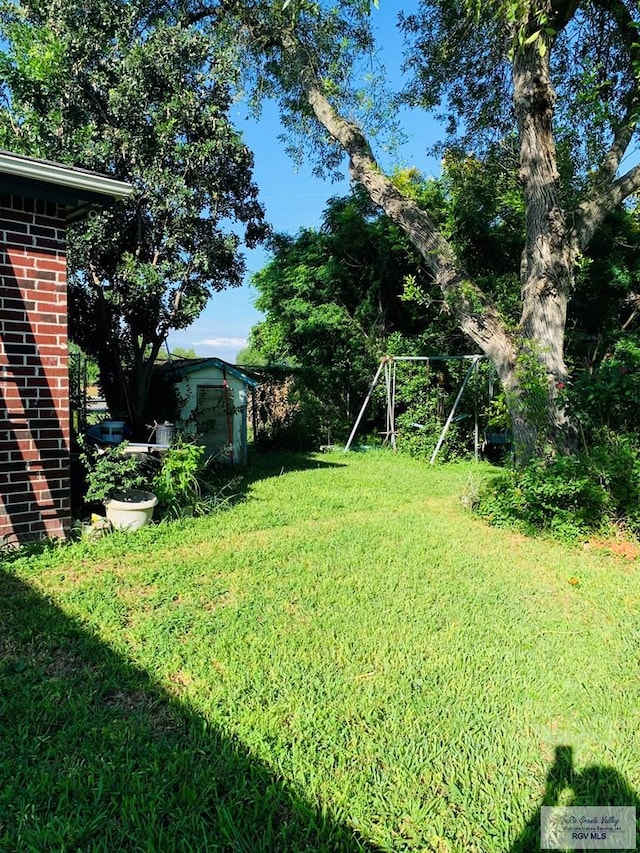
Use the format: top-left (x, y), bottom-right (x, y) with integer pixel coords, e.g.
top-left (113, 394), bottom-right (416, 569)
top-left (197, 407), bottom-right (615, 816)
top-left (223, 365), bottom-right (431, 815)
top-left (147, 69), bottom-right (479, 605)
top-left (344, 354), bottom-right (486, 463)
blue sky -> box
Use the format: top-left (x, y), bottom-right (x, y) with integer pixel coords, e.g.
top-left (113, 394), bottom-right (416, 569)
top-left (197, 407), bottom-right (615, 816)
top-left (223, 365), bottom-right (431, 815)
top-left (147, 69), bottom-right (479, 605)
top-left (167, 3), bottom-right (444, 362)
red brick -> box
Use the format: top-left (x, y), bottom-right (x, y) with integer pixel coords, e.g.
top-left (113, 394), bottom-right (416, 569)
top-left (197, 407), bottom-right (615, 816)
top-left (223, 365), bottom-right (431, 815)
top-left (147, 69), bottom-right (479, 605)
top-left (3, 221), bottom-right (29, 234)
top-left (5, 232), bottom-right (35, 247)
top-left (0, 209), bottom-right (33, 224)
top-left (35, 322), bottom-right (65, 336)
top-left (0, 200), bottom-right (71, 543)
top-left (34, 257), bottom-right (66, 273)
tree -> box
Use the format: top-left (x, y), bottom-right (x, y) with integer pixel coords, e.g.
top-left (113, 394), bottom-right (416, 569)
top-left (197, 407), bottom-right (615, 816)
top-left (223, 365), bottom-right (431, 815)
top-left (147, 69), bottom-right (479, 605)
top-left (235, 343), bottom-right (269, 365)
top-left (0, 0), bottom-right (266, 427)
top-left (205, 0), bottom-right (640, 461)
top-left (154, 346), bottom-right (199, 363)
top-left (247, 185), bottom-right (451, 428)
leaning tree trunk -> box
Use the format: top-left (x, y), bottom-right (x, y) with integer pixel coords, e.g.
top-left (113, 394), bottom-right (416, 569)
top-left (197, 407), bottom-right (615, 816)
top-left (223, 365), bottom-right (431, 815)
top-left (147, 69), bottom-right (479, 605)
top-left (227, 0), bottom-right (640, 465)
top-left (279, 24), bottom-right (579, 465)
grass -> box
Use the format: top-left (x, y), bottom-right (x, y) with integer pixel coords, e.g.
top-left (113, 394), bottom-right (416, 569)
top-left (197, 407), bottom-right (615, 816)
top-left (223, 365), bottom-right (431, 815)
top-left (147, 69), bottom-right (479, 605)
top-left (1, 449), bottom-right (639, 851)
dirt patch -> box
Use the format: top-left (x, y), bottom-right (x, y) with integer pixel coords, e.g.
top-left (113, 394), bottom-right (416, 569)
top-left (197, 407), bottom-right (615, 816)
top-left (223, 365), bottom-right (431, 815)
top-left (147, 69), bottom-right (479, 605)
top-left (587, 536), bottom-right (640, 561)
top-left (45, 649), bottom-right (94, 679)
top-left (102, 686), bottom-right (181, 734)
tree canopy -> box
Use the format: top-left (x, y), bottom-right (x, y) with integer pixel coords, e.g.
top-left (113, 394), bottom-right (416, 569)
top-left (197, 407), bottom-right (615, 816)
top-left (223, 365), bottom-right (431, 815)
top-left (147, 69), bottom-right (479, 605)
top-left (248, 186), bottom-right (436, 423)
top-left (250, 158), bottom-right (640, 450)
top-left (0, 0), bottom-right (266, 426)
top-left (208, 0), bottom-right (640, 460)
top-left (4, 0), bottom-right (640, 457)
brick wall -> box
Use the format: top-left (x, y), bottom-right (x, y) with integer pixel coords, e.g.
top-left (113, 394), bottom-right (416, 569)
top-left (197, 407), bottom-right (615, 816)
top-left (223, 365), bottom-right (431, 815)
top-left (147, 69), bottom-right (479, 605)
top-left (0, 194), bottom-right (71, 544)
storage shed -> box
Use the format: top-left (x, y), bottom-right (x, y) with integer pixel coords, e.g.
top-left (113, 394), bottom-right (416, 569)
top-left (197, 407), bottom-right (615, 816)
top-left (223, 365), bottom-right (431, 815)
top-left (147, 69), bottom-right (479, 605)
top-left (0, 151), bottom-right (132, 544)
top-left (159, 357), bottom-right (260, 466)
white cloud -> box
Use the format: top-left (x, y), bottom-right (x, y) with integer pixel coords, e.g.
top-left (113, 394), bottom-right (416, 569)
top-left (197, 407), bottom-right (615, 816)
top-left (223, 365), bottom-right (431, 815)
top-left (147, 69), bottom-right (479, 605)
top-left (193, 337), bottom-right (247, 349)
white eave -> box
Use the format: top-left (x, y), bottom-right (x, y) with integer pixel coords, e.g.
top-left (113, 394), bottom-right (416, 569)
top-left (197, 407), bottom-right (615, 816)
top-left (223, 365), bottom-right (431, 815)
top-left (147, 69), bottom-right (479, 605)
top-left (0, 150), bottom-right (133, 201)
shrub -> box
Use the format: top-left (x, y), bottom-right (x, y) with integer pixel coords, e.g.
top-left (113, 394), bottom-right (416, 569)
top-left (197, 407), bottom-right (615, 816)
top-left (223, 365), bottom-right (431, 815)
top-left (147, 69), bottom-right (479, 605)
top-left (394, 360), bottom-right (477, 462)
top-left (252, 373), bottom-right (350, 450)
top-left (152, 440), bottom-right (206, 514)
top-left (396, 405), bottom-right (469, 461)
top-left (79, 440), bottom-right (154, 503)
top-left (80, 438), bottom-right (239, 520)
top-left (588, 431), bottom-right (640, 532)
top-left (567, 338), bottom-right (640, 436)
top-left (473, 432), bottom-right (640, 540)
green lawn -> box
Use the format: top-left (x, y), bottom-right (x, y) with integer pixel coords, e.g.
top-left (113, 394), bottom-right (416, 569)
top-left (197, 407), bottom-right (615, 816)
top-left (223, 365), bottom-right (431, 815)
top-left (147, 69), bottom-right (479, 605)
top-left (1, 450), bottom-right (639, 851)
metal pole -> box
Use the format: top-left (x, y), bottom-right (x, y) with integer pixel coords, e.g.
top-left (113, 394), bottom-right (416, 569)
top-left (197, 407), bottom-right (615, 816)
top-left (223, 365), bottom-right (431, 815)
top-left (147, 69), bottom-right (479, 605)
top-left (430, 356), bottom-right (479, 465)
top-left (474, 357), bottom-right (480, 462)
top-left (344, 358), bottom-right (386, 452)
top-left (391, 358), bottom-right (397, 451)
top-left (389, 355), bottom-right (479, 362)
top-left (384, 358), bottom-right (393, 446)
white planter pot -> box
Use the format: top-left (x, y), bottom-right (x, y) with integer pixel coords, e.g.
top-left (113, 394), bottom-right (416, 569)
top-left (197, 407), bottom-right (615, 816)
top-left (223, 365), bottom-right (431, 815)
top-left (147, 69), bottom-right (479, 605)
top-left (104, 490), bottom-right (157, 531)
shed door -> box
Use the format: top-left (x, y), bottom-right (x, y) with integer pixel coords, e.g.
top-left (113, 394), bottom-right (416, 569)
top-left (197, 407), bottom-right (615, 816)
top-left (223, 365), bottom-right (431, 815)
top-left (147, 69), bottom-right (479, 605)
top-left (195, 385), bottom-right (234, 459)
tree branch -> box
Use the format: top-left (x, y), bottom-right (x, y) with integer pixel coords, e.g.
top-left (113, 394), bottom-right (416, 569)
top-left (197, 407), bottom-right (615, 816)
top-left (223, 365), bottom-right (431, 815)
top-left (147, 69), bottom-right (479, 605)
top-left (599, 105), bottom-right (639, 184)
top-left (573, 0), bottom-right (640, 247)
top-left (621, 294), bottom-right (640, 331)
top-left (549, 0), bottom-right (581, 33)
top-left (575, 162), bottom-right (640, 249)
top-left (282, 36), bottom-right (514, 368)
top-left (589, 0), bottom-right (640, 180)
top-left (88, 263), bottom-right (105, 294)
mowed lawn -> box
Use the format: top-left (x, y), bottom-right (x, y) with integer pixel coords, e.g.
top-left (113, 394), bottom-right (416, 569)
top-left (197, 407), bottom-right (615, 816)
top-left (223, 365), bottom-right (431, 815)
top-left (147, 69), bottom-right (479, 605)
top-left (1, 450), bottom-right (639, 852)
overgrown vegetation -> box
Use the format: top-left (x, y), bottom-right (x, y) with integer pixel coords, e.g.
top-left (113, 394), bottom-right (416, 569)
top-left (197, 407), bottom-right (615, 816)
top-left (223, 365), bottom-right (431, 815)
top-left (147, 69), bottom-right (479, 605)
top-left (474, 431), bottom-right (640, 540)
top-left (250, 371), bottom-right (338, 450)
top-left (472, 337), bottom-right (640, 539)
top-left (151, 440), bottom-right (240, 518)
top-left (0, 0), bottom-right (266, 429)
top-left (392, 357), bottom-right (485, 462)
top-left (2, 452), bottom-right (639, 851)
top-left (79, 439), bottom-right (236, 520)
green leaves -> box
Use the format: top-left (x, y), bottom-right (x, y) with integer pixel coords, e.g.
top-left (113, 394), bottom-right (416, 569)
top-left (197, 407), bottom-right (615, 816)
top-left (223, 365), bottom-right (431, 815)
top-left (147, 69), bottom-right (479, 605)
top-left (80, 441), bottom-right (153, 503)
top-left (0, 0), bottom-right (266, 424)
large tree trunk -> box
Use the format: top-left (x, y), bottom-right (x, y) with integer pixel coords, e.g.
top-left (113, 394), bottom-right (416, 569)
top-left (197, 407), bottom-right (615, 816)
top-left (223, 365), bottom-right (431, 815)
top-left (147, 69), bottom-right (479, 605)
top-left (219, 0), bottom-right (640, 465)
top-left (90, 291), bottom-right (160, 431)
top-left (91, 293), bottom-right (130, 423)
top-left (264, 11), bottom-right (640, 465)
top-left (128, 338), bottom-right (164, 433)
top-left (510, 36), bottom-right (576, 460)
top-left (291, 38), bottom-right (567, 462)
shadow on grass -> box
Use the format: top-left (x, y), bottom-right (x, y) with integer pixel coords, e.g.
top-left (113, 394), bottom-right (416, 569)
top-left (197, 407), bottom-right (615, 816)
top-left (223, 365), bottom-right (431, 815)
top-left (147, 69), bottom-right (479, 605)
top-left (212, 448), bottom-right (348, 509)
top-left (0, 568), bottom-right (381, 852)
top-left (510, 745), bottom-right (639, 852)
top-left (244, 448), bottom-right (348, 480)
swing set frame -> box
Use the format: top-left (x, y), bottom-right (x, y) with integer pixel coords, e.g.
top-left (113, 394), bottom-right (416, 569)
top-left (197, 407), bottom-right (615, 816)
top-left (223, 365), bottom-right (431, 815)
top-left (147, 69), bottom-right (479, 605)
top-left (344, 355), bottom-right (486, 464)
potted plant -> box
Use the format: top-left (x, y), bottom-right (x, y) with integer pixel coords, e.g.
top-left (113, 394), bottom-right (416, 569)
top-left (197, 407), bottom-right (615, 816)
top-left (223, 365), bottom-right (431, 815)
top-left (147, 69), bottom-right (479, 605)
top-left (80, 440), bottom-right (158, 531)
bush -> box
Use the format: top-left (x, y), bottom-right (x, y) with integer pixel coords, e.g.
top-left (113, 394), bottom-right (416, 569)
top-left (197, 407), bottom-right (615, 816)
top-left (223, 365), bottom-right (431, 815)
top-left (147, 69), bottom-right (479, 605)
top-left (80, 438), bottom-right (238, 520)
top-left (79, 440), bottom-right (155, 503)
top-left (152, 440), bottom-right (241, 519)
top-left (474, 432), bottom-right (640, 540)
top-left (567, 338), bottom-right (640, 436)
top-left (588, 431), bottom-right (640, 532)
top-left (252, 373), bottom-right (350, 450)
top-left (396, 406), bottom-right (469, 461)
top-left (394, 360), bottom-right (477, 462)
top-left (152, 440), bottom-right (206, 514)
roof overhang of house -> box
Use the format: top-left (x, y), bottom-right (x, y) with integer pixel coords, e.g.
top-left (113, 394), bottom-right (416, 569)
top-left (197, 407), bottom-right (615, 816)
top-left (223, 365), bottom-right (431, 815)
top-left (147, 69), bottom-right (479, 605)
top-left (0, 150), bottom-right (133, 222)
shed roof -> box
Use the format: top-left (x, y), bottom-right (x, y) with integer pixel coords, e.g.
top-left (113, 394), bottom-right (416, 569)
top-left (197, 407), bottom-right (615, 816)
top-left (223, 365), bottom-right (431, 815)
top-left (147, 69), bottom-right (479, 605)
top-left (157, 356), bottom-right (261, 388)
top-left (0, 150), bottom-right (133, 221)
